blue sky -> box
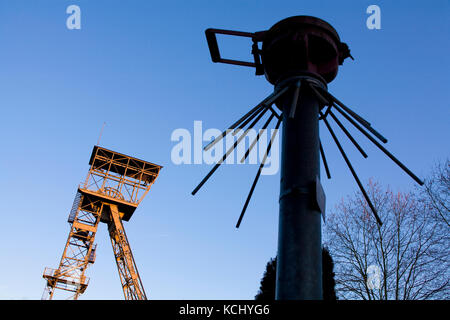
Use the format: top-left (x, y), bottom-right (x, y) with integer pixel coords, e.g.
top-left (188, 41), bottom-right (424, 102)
top-left (0, 0), bottom-right (448, 299)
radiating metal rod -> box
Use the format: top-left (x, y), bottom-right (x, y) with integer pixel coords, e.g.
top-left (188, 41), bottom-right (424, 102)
top-left (319, 105), bottom-right (331, 120)
top-left (203, 95), bottom-right (274, 152)
top-left (319, 140), bottom-right (331, 179)
top-left (328, 109), bottom-right (368, 158)
top-left (192, 109), bottom-right (269, 196)
top-left (332, 97), bottom-right (371, 128)
top-left (322, 115), bottom-right (382, 225)
top-left (248, 105), bottom-right (269, 130)
top-left (204, 86), bottom-right (289, 151)
top-left (289, 80), bottom-right (301, 118)
top-left (332, 105), bottom-right (424, 186)
top-left (264, 85), bottom-right (291, 107)
top-left (314, 84), bottom-right (370, 126)
top-left (268, 105), bottom-right (282, 120)
top-left (236, 117), bottom-right (282, 228)
top-left (332, 101), bottom-right (388, 144)
top-left (263, 85), bottom-right (290, 120)
top-left (240, 113), bottom-right (276, 163)
top-left (233, 104), bottom-right (265, 135)
top-left (307, 82), bottom-right (329, 106)
top-left (313, 84), bottom-right (389, 144)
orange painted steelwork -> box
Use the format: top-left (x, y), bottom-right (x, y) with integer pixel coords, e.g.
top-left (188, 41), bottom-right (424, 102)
top-left (42, 146), bottom-right (162, 300)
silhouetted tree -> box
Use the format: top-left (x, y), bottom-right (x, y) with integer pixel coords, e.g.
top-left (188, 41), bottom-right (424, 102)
top-left (420, 159), bottom-right (449, 227)
top-left (255, 257), bottom-right (277, 300)
top-left (322, 247), bottom-right (337, 300)
top-left (326, 180), bottom-right (449, 300)
top-left (255, 248), bottom-right (337, 300)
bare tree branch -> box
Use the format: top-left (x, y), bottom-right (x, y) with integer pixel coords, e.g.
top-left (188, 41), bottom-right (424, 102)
top-left (325, 177), bottom-right (450, 300)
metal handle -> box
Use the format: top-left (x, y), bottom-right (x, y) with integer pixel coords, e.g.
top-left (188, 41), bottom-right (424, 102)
top-left (204, 28), bottom-right (265, 72)
top-left (205, 28), bottom-right (222, 63)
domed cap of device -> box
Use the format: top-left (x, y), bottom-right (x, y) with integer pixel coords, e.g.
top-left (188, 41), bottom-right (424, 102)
top-left (262, 15), bottom-right (352, 85)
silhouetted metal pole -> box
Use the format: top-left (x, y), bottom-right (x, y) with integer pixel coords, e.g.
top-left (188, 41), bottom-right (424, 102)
top-left (275, 77), bottom-right (324, 299)
top-left (260, 16), bottom-right (350, 300)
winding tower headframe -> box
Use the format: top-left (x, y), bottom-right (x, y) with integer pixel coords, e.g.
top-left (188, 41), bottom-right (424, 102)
top-left (42, 146), bottom-right (162, 300)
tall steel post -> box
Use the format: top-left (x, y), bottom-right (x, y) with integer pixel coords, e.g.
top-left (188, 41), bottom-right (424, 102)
top-left (260, 16), bottom-right (349, 300)
top-left (275, 76), bottom-right (325, 299)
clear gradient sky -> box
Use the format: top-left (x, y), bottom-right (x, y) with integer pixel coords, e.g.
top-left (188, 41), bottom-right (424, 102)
top-left (0, 0), bottom-right (448, 299)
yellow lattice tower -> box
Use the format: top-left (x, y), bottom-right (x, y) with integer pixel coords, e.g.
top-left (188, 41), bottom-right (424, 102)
top-left (42, 146), bottom-right (162, 300)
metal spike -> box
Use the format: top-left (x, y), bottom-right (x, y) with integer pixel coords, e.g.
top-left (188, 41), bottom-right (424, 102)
top-left (264, 85), bottom-right (291, 107)
top-left (204, 86), bottom-right (289, 151)
top-left (236, 116), bottom-right (282, 228)
top-left (192, 108), bottom-right (269, 196)
top-left (313, 84), bottom-right (389, 144)
top-left (307, 81), bottom-right (330, 106)
top-left (232, 105), bottom-right (265, 136)
top-left (204, 95), bottom-right (273, 152)
top-left (319, 140), bottom-right (331, 179)
top-left (313, 84), bottom-right (371, 126)
top-left (318, 105), bottom-right (332, 120)
top-left (328, 109), bottom-right (368, 158)
top-left (268, 105), bottom-right (282, 120)
top-left (248, 106), bottom-right (269, 130)
top-left (289, 80), bottom-right (301, 118)
top-left (322, 114), bottom-right (383, 225)
top-left (332, 105), bottom-right (424, 186)
top-left (332, 101), bottom-right (388, 144)
top-left (240, 113), bottom-right (276, 163)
